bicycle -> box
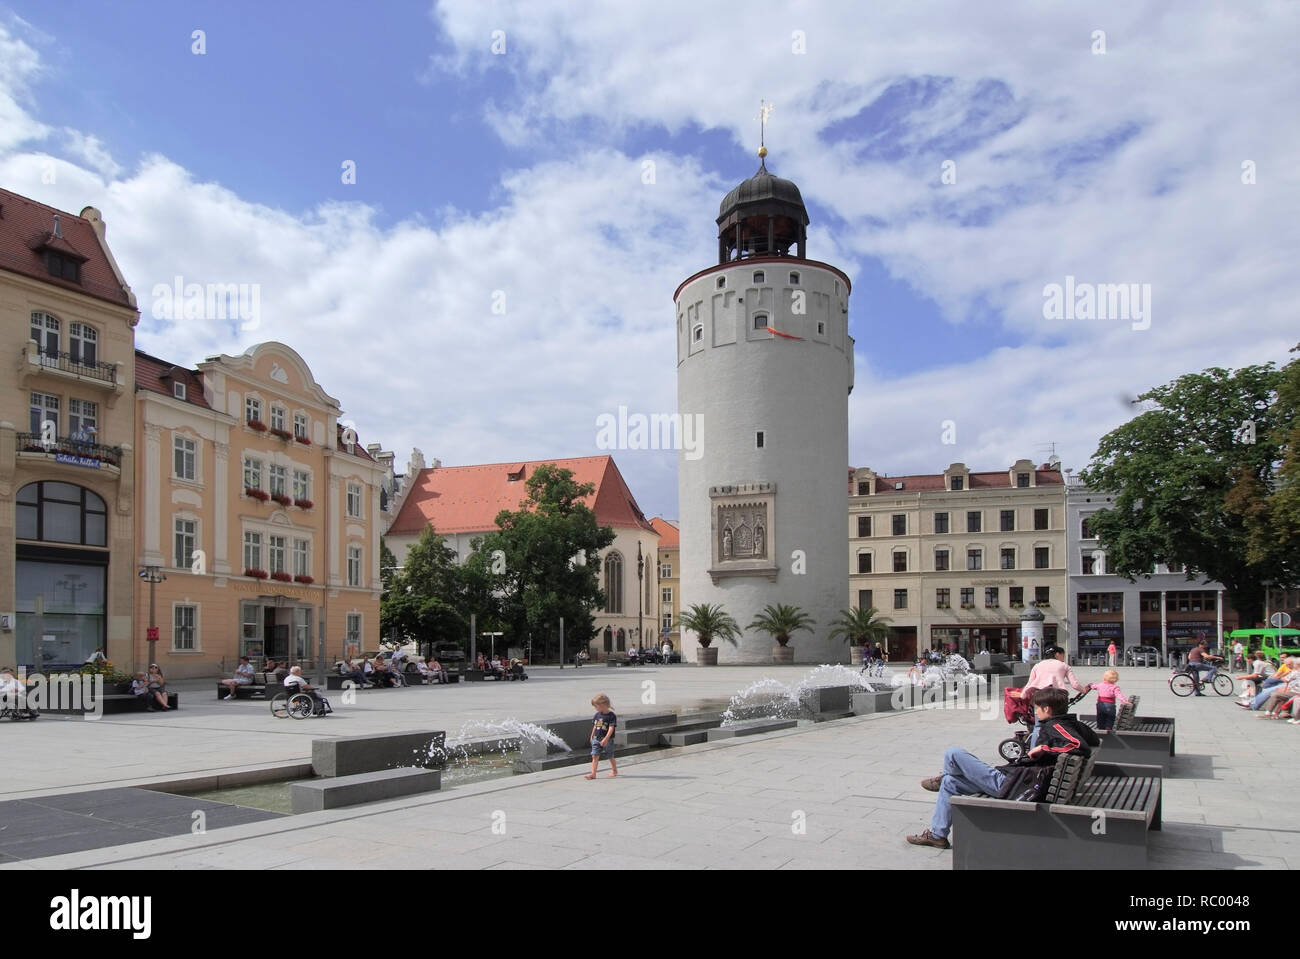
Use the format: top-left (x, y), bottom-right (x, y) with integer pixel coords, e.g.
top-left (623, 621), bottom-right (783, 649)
top-left (269, 689), bottom-right (318, 719)
top-left (1168, 663), bottom-right (1234, 697)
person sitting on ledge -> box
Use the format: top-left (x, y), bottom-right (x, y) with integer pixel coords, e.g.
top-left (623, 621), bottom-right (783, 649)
top-left (1237, 651), bottom-right (1276, 699)
top-left (905, 688), bottom-right (1099, 850)
top-left (221, 656), bottom-right (255, 700)
top-left (370, 658), bottom-right (396, 688)
top-left (427, 657), bottom-right (448, 684)
top-left (147, 664), bottom-right (170, 710)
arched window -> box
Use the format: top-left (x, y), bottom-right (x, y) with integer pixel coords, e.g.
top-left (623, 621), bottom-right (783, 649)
top-left (753, 313), bottom-right (769, 330)
top-left (604, 552), bottom-right (624, 614)
top-left (30, 312), bottom-right (59, 360)
top-left (16, 482), bottom-right (107, 546)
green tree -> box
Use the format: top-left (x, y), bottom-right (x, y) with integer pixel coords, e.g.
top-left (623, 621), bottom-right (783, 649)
top-left (380, 527), bottom-right (477, 650)
top-left (679, 603), bottom-right (742, 648)
top-left (747, 604), bottom-right (816, 647)
top-left (477, 464), bottom-right (615, 660)
top-left (827, 606), bottom-right (893, 646)
top-left (1079, 362), bottom-right (1292, 624)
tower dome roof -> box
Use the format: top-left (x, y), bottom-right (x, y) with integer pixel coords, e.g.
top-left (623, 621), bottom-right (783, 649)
top-left (717, 161), bottom-right (809, 225)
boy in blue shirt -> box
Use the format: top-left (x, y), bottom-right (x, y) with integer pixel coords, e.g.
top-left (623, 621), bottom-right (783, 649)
top-left (585, 693), bottom-right (618, 779)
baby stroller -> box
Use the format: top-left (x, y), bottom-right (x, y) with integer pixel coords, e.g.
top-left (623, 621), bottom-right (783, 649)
top-left (998, 687), bottom-right (1090, 761)
top-left (0, 697), bottom-right (39, 721)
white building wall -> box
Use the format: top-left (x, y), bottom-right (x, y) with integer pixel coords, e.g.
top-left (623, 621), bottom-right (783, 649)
top-left (677, 261), bottom-right (851, 663)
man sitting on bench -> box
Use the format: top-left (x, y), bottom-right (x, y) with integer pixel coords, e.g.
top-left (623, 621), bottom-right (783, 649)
top-left (906, 688), bottom-right (1099, 850)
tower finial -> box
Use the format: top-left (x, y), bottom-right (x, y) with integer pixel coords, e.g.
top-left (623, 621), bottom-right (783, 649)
top-left (757, 99), bottom-right (773, 161)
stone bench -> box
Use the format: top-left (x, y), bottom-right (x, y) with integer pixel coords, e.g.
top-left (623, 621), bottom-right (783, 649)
top-left (850, 690), bottom-right (898, 714)
top-left (290, 767), bottom-right (441, 813)
top-left (45, 692), bottom-right (179, 715)
top-left (312, 730), bottom-right (448, 777)
top-left (951, 755), bottom-right (1162, 870)
top-left (705, 718), bottom-right (798, 741)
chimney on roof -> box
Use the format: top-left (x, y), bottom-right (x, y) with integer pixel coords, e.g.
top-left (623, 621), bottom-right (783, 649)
top-left (431, 458), bottom-right (441, 469)
top-left (366, 443), bottom-right (380, 456)
top-left (52, 214), bottom-right (62, 238)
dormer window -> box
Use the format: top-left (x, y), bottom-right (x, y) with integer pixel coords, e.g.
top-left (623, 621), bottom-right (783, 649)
top-left (507, 467), bottom-right (525, 482)
top-left (45, 251), bottom-right (81, 283)
top-left (173, 382), bottom-right (187, 401)
top-left (951, 476), bottom-right (964, 491)
top-left (753, 271), bottom-right (765, 284)
top-left (693, 325), bottom-right (703, 342)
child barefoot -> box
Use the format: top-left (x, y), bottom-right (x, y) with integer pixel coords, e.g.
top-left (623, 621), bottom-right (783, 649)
top-left (1088, 669), bottom-right (1130, 733)
top-left (584, 693), bottom-right (618, 779)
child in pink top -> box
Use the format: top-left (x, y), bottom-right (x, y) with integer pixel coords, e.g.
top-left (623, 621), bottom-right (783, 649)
top-left (1088, 669), bottom-right (1130, 733)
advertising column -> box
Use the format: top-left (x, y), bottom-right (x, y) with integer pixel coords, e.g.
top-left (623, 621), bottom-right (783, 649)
top-left (1020, 605), bottom-right (1045, 662)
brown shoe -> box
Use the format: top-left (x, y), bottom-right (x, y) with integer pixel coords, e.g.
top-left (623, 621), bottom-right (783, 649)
top-left (921, 776), bottom-right (943, 792)
top-left (906, 829), bottom-right (951, 849)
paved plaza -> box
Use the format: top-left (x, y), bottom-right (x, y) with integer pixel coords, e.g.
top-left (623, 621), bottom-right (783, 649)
top-left (1, 663), bottom-right (1294, 870)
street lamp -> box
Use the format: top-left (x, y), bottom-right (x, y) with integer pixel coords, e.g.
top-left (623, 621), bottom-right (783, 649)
top-left (481, 631), bottom-right (503, 660)
top-left (637, 541), bottom-right (644, 654)
top-left (138, 566), bottom-right (166, 669)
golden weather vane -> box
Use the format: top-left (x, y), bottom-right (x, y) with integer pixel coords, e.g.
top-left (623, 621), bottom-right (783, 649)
top-left (757, 99), bottom-right (773, 158)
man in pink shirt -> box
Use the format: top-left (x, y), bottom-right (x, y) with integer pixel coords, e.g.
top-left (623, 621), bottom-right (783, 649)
top-left (1018, 645), bottom-right (1087, 747)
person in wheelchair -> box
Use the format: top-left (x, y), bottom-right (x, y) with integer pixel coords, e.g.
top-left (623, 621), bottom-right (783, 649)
top-left (0, 667), bottom-right (38, 720)
top-left (284, 666), bottom-right (330, 717)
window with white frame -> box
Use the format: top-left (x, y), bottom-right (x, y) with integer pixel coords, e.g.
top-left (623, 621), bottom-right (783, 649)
top-left (662, 612), bottom-right (672, 631)
top-left (174, 518), bottom-right (197, 569)
top-left (270, 406), bottom-right (286, 432)
top-left (174, 436), bottom-right (197, 480)
top-left (29, 391), bottom-right (59, 435)
top-left (293, 470), bottom-right (310, 501)
top-left (293, 412), bottom-right (308, 439)
top-left (68, 398), bottom-right (97, 440)
top-left (173, 604), bottom-right (197, 651)
top-left (31, 312), bottom-right (59, 358)
top-left (346, 612), bottom-right (361, 649)
top-left (347, 483), bottom-right (363, 518)
top-left (173, 382), bottom-right (187, 401)
top-left (293, 538), bottom-right (310, 577)
top-left (243, 456), bottom-right (262, 490)
top-left (269, 535), bottom-right (286, 574)
top-left (243, 531), bottom-right (262, 571)
top-left (245, 396), bottom-right (262, 425)
top-left (269, 465), bottom-right (287, 496)
top-left (69, 322), bottom-right (97, 367)
top-left (659, 563), bottom-right (671, 578)
top-left (347, 545), bottom-right (362, 586)
top-left (661, 587), bottom-right (672, 605)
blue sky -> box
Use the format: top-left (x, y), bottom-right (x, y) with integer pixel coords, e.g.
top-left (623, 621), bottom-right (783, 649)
top-left (2, 1), bottom-right (1297, 521)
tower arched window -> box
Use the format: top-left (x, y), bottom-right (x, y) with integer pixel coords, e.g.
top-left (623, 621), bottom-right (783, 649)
top-left (752, 270), bottom-right (765, 284)
top-left (604, 552), bottom-right (624, 614)
top-left (716, 276), bottom-right (726, 289)
top-left (693, 325), bottom-right (703, 342)
top-left (753, 313), bottom-right (769, 330)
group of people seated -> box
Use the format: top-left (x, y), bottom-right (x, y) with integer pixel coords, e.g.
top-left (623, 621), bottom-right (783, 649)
top-left (474, 652), bottom-right (524, 679)
top-left (1236, 652), bottom-right (1300, 721)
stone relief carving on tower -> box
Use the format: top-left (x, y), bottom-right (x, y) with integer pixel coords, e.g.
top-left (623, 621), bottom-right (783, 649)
top-left (708, 483), bottom-right (777, 583)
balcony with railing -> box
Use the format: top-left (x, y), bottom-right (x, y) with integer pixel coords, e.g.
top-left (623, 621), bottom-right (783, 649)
top-left (17, 432), bottom-right (122, 469)
top-left (20, 343), bottom-right (125, 399)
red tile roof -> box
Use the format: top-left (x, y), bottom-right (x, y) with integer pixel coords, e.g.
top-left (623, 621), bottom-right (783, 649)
top-left (388, 456), bottom-right (655, 536)
top-left (0, 188), bottom-right (134, 308)
top-left (650, 517), bottom-right (679, 549)
top-left (134, 350), bottom-right (212, 409)
top-left (855, 467), bottom-right (1064, 492)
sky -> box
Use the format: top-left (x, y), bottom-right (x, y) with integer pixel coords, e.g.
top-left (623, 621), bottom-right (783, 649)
top-left (2, 0), bottom-right (1297, 521)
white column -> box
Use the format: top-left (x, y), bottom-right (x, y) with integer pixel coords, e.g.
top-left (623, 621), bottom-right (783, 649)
top-left (1216, 589), bottom-right (1224, 646)
top-left (213, 440), bottom-right (231, 574)
top-left (142, 422), bottom-right (163, 565)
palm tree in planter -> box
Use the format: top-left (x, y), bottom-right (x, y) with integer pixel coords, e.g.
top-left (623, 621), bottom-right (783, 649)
top-left (828, 606), bottom-right (893, 665)
top-left (678, 603), bottom-right (742, 666)
top-left (748, 604), bottom-right (816, 665)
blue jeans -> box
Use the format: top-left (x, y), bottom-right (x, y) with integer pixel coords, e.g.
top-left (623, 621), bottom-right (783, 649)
top-left (1028, 719), bottom-right (1042, 748)
top-left (1188, 663), bottom-right (1214, 690)
top-left (1251, 676), bottom-right (1283, 709)
top-left (930, 747), bottom-right (1007, 839)
top-left (1096, 701), bottom-right (1117, 730)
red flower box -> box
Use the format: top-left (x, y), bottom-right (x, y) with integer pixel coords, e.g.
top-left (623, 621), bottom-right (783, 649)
top-left (270, 571), bottom-right (293, 582)
top-left (248, 420), bottom-right (267, 431)
top-left (270, 428), bottom-right (292, 441)
top-left (245, 487), bottom-right (270, 502)
top-left (293, 498), bottom-right (314, 509)
top-left (294, 574), bottom-right (314, 585)
top-left (244, 568), bottom-right (269, 579)
top-left (295, 435), bottom-right (311, 446)
top-left (271, 492), bottom-right (292, 506)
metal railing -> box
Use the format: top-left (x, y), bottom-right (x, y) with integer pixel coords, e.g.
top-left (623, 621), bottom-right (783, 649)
top-left (29, 348), bottom-right (117, 385)
top-left (17, 432), bottom-right (122, 468)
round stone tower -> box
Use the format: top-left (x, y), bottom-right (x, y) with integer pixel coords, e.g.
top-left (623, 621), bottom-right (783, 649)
top-left (675, 148), bottom-right (853, 664)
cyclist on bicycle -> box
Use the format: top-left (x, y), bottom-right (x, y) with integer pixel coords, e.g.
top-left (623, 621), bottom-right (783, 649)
top-left (1186, 640), bottom-right (1222, 697)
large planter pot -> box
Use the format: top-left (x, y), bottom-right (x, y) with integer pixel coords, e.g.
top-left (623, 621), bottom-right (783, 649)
top-left (772, 645), bottom-right (795, 665)
top-left (849, 646), bottom-right (865, 666)
top-left (696, 646), bottom-right (718, 666)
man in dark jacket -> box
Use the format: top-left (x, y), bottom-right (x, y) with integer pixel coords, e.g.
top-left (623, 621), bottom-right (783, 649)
top-left (906, 688), bottom-right (1098, 850)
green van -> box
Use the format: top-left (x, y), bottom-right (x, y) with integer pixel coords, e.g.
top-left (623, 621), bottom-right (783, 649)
top-left (1226, 627), bottom-right (1300, 662)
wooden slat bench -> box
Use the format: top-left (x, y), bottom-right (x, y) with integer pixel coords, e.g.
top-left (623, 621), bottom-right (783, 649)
top-left (1079, 716), bottom-right (1175, 773)
top-left (951, 753), bottom-right (1161, 870)
top-left (214, 672), bottom-right (279, 700)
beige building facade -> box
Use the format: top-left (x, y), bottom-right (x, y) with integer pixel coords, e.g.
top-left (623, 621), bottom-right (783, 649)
top-left (650, 517), bottom-right (680, 650)
top-left (1, 192), bottom-right (139, 671)
top-left (848, 460), bottom-right (1068, 661)
top-left (134, 343), bottom-right (389, 677)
